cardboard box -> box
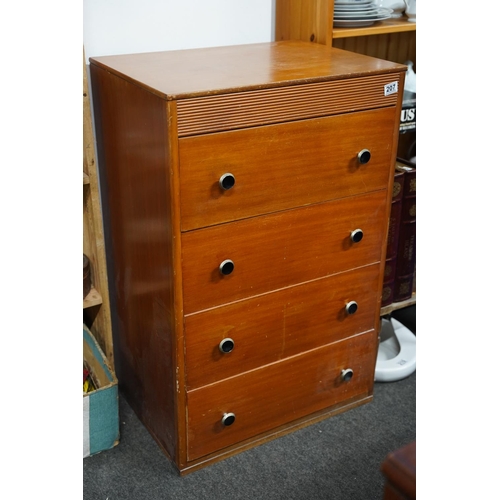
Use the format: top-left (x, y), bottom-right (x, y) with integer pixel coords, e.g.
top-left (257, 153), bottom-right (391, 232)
top-left (83, 324), bottom-right (119, 458)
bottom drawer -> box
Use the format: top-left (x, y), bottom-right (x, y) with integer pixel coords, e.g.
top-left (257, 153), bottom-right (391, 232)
top-left (186, 330), bottom-right (377, 461)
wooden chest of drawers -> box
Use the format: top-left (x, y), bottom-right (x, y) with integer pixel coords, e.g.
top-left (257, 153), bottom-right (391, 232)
top-left (89, 41), bottom-right (406, 474)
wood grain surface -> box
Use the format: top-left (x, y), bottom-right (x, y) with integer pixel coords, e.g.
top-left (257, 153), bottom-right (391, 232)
top-left (89, 41), bottom-right (406, 100)
top-left (181, 190), bottom-right (388, 313)
top-left (187, 330), bottom-right (377, 461)
top-left (184, 263), bottom-right (381, 389)
top-left (179, 107), bottom-right (397, 230)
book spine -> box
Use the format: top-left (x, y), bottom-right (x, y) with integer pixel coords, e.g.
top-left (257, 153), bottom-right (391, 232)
top-left (381, 169), bottom-right (405, 307)
top-left (393, 164), bottom-right (416, 302)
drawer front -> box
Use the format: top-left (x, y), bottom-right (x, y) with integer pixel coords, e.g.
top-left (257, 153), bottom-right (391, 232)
top-left (185, 263), bottom-right (381, 389)
top-left (186, 330), bottom-right (377, 461)
top-left (178, 107), bottom-right (397, 231)
top-left (181, 190), bottom-right (388, 314)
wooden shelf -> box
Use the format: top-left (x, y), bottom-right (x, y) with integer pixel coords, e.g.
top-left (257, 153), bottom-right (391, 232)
top-left (380, 293), bottom-right (416, 316)
top-left (83, 287), bottom-right (103, 309)
top-left (332, 19), bottom-right (416, 39)
top-left (83, 172), bottom-right (90, 184)
top-left (276, 1), bottom-right (416, 66)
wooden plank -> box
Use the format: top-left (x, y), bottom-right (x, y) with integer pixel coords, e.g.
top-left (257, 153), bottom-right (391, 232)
top-left (275, 0), bottom-right (333, 45)
top-left (83, 287), bottom-right (103, 309)
top-left (83, 48), bottom-right (114, 367)
top-left (380, 293), bottom-right (416, 316)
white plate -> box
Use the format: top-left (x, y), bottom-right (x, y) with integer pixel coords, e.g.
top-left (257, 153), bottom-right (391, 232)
top-left (335, 10), bottom-right (381, 18)
top-left (333, 19), bottom-right (376, 27)
top-left (334, 7), bottom-right (393, 18)
top-left (335, 0), bottom-right (373, 4)
top-left (335, 3), bottom-right (377, 10)
top-left (335, 7), bottom-right (379, 14)
top-left (334, 12), bottom-right (392, 27)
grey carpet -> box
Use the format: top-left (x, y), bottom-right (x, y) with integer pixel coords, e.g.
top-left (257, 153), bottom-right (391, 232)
top-left (84, 368), bottom-right (415, 500)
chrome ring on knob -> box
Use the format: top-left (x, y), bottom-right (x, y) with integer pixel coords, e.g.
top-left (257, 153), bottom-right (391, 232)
top-left (219, 259), bottom-right (235, 276)
top-left (345, 301), bottom-right (358, 315)
top-left (341, 369), bottom-right (354, 382)
top-left (219, 338), bottom-right (235, 353)
top-left (350, 229), bottom-right (364, 243)
top-left (219, 173), bottom-right (236, 191)
top-left (357, 149), bottom-right (371, 165)
top-left (221, 413), bottom-right (236, 426)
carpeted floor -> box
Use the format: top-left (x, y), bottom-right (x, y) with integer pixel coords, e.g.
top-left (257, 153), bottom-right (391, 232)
top-left (84, 308), bottom-right (416, 500)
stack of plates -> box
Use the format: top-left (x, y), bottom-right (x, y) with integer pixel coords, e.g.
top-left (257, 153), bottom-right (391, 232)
top-left (334, 0), bottom-right (393, 27)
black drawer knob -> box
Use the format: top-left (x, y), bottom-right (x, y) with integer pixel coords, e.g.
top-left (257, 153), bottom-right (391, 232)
top-left (221, 413), bottom-right (236, 426)
top-left (345, 301), bottom-right (358, 315)
top-left (358, 149), bottom-right (371, 164)
top-left (341, 369), bottom-right (354, 382)
top-left (219, 173), bottom-right (236, 191)
top-left (350, 229), bottom-right (364, 243)
top-left (219, 259), bottom-right (235, 276)
top-left (219, 338), bottom-right (235, 353)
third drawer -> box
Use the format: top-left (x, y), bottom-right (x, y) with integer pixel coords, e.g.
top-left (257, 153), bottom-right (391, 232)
top-left (184, 262), bottom-right (381, 389)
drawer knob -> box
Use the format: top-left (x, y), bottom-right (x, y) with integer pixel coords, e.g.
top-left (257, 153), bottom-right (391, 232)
top-left (221, 413), bottom-right (236, 426)
top-left (341, 369), bottom-right (354, 382)
top-left (219, 259), bottom-right (235, 276)
top-left (345, 301), bottom-right (358, 315)
top-left (219, 173), bottom-right (236, 191)
top-left (219, 338), bottom-right (235, 353)
top-left (358, 149), bottom-right (371, 164)
top-left (350, 229), bottom-right (364, 243)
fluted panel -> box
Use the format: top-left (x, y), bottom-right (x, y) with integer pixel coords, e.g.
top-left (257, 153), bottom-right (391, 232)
top-left (177, 73), bottom-right (403, 136)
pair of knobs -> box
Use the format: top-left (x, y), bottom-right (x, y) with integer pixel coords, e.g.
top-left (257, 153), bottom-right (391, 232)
top-left (218, 301), bottom-right (357, 355)
top-left (218, 229), bottom-right (363, 277)
top-left (220, 368), bottom-right (354, 427)
top-left (218, 150), bottom-right (372, 191)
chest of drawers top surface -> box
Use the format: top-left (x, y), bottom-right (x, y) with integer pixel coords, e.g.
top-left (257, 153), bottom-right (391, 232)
top-left (89, 40), bottom-right (406, 100)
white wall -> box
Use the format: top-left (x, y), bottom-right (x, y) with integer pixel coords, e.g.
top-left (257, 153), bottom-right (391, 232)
top-left (83, 0), bottom-right (275, 61)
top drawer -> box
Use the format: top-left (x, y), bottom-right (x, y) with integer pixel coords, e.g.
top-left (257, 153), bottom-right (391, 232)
top-left (178, 107), bottom-right (397, 231)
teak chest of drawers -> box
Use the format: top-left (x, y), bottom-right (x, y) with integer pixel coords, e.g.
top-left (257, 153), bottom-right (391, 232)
top-left (89, 41), bottom-right (406, 475)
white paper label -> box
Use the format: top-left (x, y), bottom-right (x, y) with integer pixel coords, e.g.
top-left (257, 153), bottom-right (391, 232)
top-left (384, 81), bottom-right (398, 96)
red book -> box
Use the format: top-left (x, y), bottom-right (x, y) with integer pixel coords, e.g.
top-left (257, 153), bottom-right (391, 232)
top-left (393, 159), bottom-right (416, 302)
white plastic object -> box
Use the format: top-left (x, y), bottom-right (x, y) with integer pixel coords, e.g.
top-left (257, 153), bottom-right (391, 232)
top-left (375, 317), bottom-right (416, 382)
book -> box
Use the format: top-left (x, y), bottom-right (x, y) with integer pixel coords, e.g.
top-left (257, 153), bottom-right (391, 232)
top-left (381, 168), bottom-right (405, 307)
top-left (393, 159), bottom-right (416, 302)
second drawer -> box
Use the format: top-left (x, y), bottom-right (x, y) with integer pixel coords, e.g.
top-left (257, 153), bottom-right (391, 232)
top-left (181, 189), bottom-right (388, 313)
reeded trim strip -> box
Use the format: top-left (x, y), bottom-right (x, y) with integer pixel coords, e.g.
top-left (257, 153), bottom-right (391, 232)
top-left (177, 74), bottom-right (402, 136)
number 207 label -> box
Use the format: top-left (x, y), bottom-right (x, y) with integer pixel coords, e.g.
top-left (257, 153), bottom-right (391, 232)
top-left (384, 81), bottom-right (398, 96)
